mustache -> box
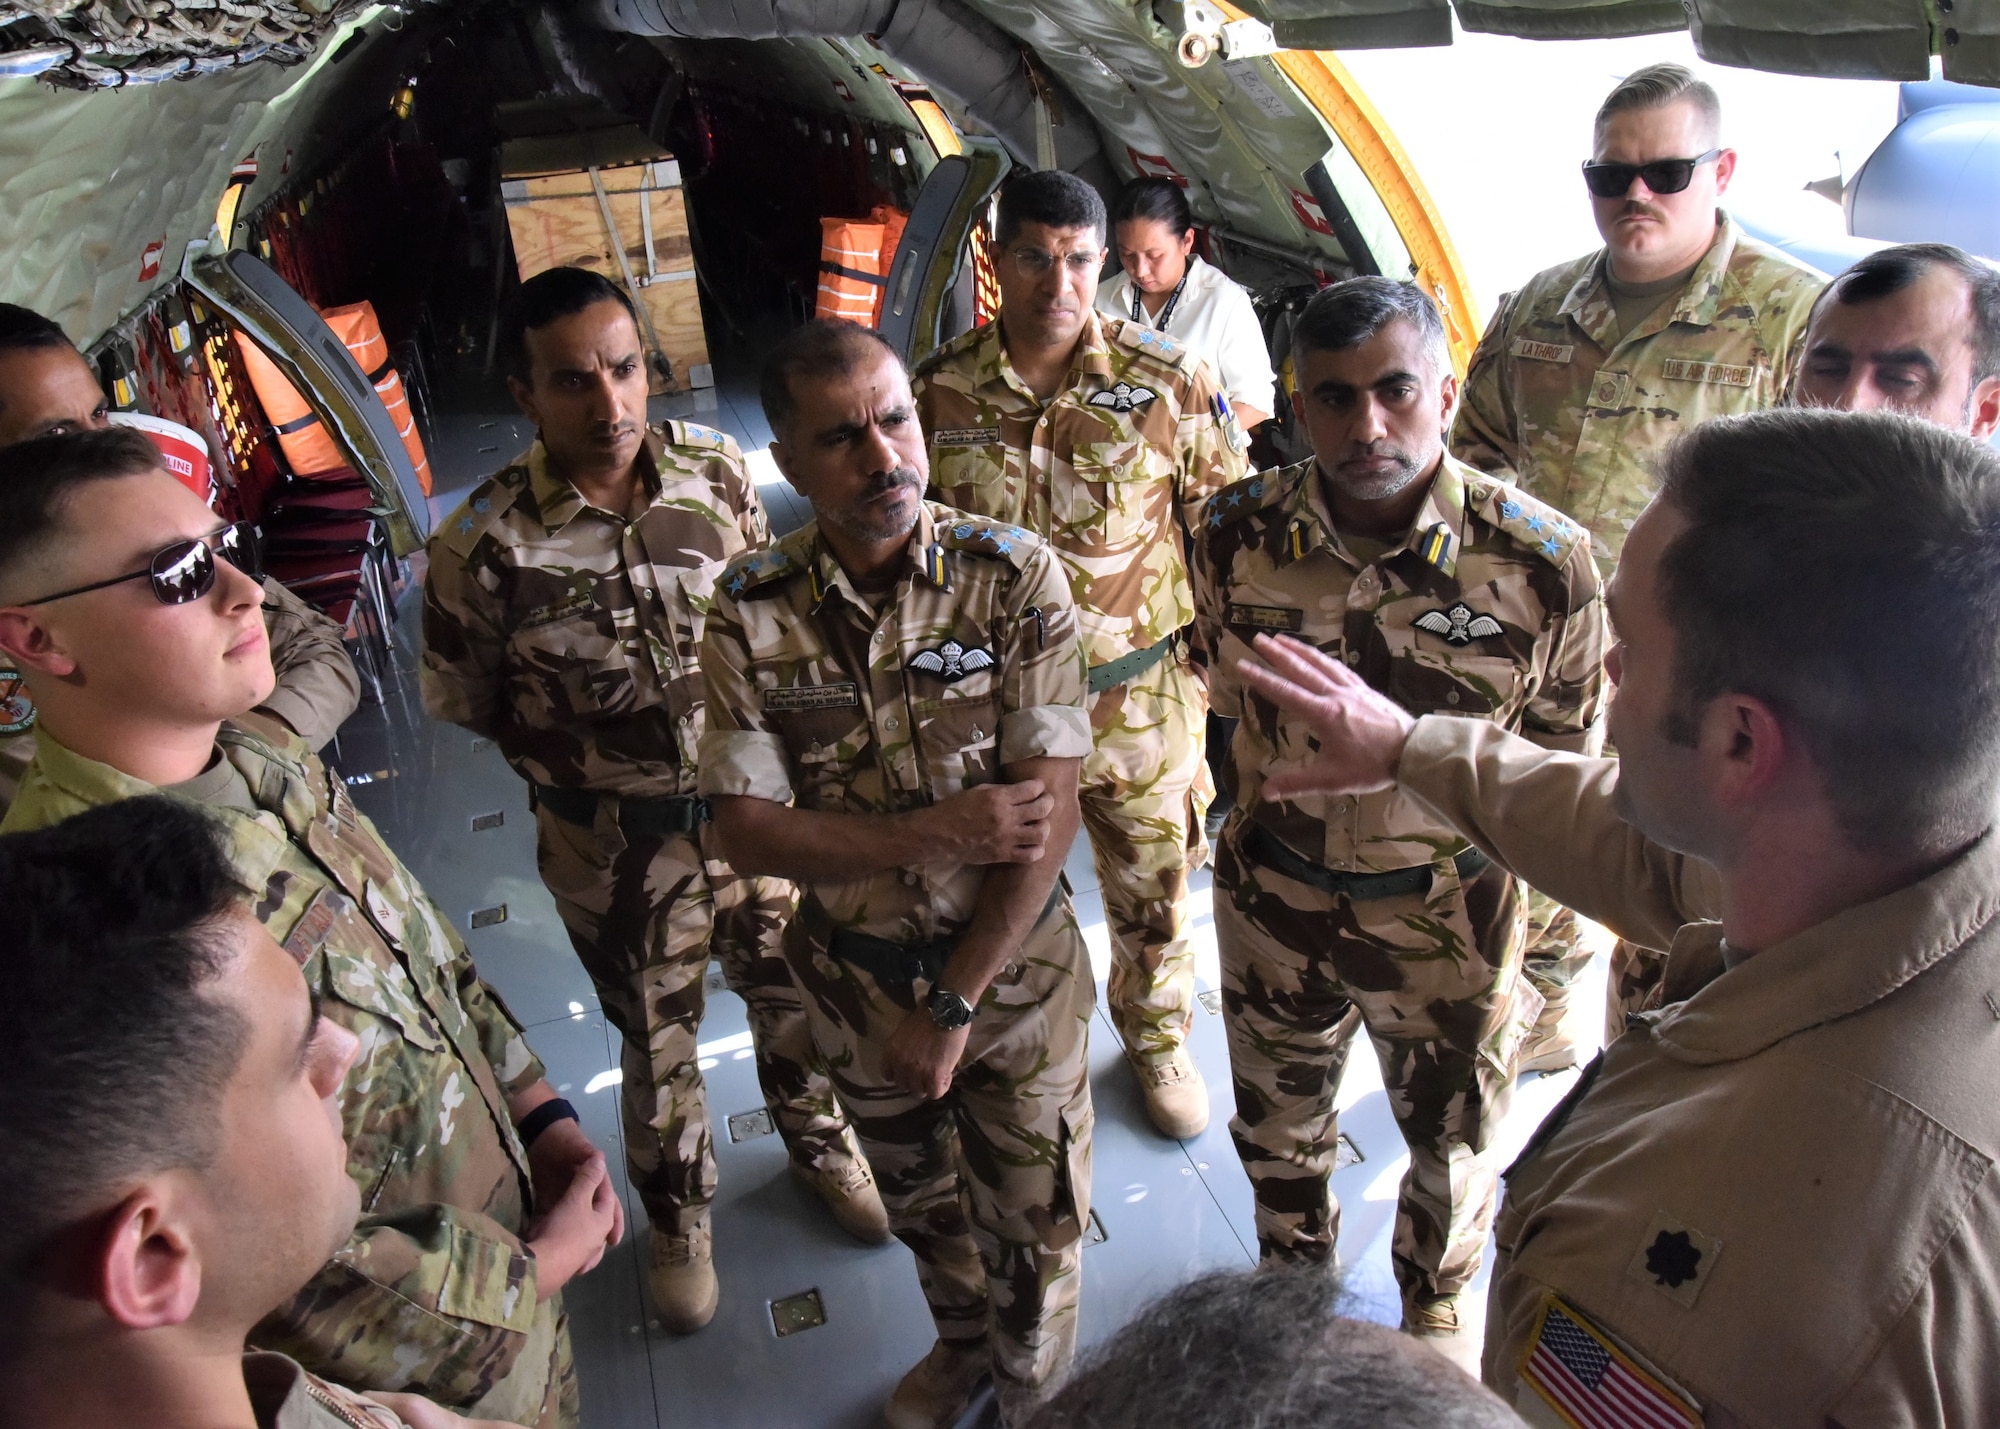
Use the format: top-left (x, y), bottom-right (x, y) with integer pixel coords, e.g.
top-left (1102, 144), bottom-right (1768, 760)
top-left (1619, 200), bottom-right (1667, 222)
top-left (867, 466), bottom-right (924, 494)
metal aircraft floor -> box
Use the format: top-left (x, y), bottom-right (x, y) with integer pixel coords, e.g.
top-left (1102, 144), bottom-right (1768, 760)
top-left (330, 377), bottom-right (1605, 1429)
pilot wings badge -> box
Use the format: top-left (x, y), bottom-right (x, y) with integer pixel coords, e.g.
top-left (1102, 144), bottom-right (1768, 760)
top-left (908, 639), bottom-right (996, 683)
top-left (1413, 602), bottom-right (1503, 647)
top-left (1087, 381), bottom-right (1159, 413)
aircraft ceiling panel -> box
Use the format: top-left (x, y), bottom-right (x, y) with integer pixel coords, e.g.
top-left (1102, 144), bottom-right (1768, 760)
top-left (964, 0), bottom-right (1354, 265)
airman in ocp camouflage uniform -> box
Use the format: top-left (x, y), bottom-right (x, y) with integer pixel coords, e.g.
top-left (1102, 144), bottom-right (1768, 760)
top-left (422, 418), bottom-right (881, 1327)
top-left (914, 307), bottom-right (1244, 1131)
top-left (2, 711), bottom-right (577, 1428)
top-left (699, 501), bottom-right (1096, 1423)
top-left (1195, 429), bottom-right (1606, 1332)
top-left (1451, 213), bottom-right (1821, 1057)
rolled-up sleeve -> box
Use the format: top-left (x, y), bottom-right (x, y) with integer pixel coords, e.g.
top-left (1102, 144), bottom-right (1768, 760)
top-left (1000, 543), bottom-right (1090, 764)
top-left (698, 585), bottom-right (797, 802)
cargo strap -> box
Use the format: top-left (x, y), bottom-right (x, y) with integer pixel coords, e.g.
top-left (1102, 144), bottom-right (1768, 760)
top-left (1088, 637), bottom-right (1175, 695)
top-left (587, 164), bottom-right (671, 386)
top-left (1243, 822), bottom-right (1490, 902)
top-left (820, 261), bottom-right (887, 287)
top-left (532, 783), bottom-right (709, 838)
top-left (826, 881), bottom-right (1065, 1002)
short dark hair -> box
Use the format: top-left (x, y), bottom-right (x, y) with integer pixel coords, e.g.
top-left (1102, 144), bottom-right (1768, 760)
top-left (1808, 242), bottom-right (2000, 384)
top-left (0, 797), bottom-right (249, 1282)
top-left (1021, 1265), bottom-right (1519, 1429)
top-left (759, 318), bottom-right (903, 440)
top-left (1109, 177), bottom-right (1193, 238)
top-left (1654, 408), bottom-right (2000, 856)
top-left (1293, 276), bottom-right (1449, 374)
top-left (501, 266), bottom-right (641, 384)
top-left (0, 304), bottom-right (73, 358)
top-left (0, 306), bottom-right (77, 418)
top-left (994, 170), bottom-right (1107, 248)
top-left (1595, 62), bottom-right (1721, 148)
top-left (0, 427), bottom-right (165, 597)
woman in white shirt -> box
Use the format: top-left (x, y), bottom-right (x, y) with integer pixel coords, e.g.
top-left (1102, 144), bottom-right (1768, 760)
top-left (1097, 178), bottom-right (1278, 430)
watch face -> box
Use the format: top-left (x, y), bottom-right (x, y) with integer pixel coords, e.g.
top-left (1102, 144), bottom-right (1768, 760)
top-left (928, 987), bottom-right (974, 1030)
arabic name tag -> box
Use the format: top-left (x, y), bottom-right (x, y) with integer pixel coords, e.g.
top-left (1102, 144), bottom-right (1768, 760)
top-left (763, 682), bottom-right (861, 713)
top-left (1227, 603), bottom-right (1304, 633)
top-left (933, 427), bottom-right (1000, 448)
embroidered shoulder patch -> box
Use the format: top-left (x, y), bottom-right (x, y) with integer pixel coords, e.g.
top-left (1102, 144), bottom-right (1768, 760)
top-left (1510, 337), bottom-right (1575, 364)
top-left (1662, 358), bottom-right (1756, 387)
top-left (762, 682), bottom-right (860, 712)
top-left (0, 667), bottom-right (35, 735)
top-left (1521, 1294), bottom-right (1701, 1428)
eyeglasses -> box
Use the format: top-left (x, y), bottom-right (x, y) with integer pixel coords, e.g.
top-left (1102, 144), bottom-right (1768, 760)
top-left (1003, 245), bottom-right (1102, 279)
top-left (1580, 149), bottom-right (1722, 199)
top-left (20, 522), bottom-right (262, 608)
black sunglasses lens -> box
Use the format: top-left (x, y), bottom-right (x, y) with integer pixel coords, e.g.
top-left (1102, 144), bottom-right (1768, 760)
top-left (150, 540), bottom-right (216, 605)
top-left (1640, 159), bottom-right (1697, 194)
top-left (220, 522), bottom-right (263, 579)
top-left (1584, 158), bottom-right (1699, 198)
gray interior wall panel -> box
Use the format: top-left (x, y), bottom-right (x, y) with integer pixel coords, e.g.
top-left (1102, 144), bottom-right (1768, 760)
top-left (1244, 0), bottom-right (1453, 50)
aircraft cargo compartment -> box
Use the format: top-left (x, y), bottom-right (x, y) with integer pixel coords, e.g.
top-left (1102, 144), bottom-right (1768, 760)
top-left (500, 126), bottom-right (714, 396)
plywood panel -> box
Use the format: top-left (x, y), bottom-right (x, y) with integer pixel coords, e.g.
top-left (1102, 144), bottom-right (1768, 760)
top-left (502, 160), bottom-right (713, 393)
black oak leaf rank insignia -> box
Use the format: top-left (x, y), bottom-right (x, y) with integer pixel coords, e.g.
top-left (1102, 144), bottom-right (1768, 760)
top-left (1413, 601), bottom-right (1504, 647)
top-left (1644, 1230), bottom-right (1702, 1289)
top-left (1087, 382), bottom-right (1159, 413)
top-left (908, 639), bottom-right (996, 683)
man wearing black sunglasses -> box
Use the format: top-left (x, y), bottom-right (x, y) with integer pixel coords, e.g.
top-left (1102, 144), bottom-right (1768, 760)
top-left (0, 427), bottom-right (617, 1428)
top-left (1449, 62), bottom-right (1824, 1080)
top-left (0, 302), bottom-right (360, 817)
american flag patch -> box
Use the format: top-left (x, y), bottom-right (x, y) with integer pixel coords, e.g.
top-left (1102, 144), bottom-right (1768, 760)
top-left (1521, 1296), bottom-right (1700, 1429)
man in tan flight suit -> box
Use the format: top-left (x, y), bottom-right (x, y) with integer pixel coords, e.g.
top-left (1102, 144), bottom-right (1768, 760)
top-left (0, 301), bottom-right (360, 812)
top-left (1449, 64), bottom-right (1823, 1069)
top-left (422, 268), bottom-right (882, 1335)
top-left (1193, 278), bottom-right (1605, 1362)
top-left (702, 321), bottom-right (1095, 1429)
top-left (913, 169), bottom-right (1246, 1139)
top-left (1237, 407), bottom-right (2000, 1426)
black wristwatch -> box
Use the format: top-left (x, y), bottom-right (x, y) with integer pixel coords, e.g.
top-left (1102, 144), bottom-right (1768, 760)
top-left (926, 986), bottom-right (975, 1031)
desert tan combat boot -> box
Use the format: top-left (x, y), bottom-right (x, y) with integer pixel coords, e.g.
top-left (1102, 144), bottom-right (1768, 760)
top-left (1134, 1047), bottom-right (1209, 1139)
top-left (1405, 1293), bottom-right (1481, 1376)
top-left (792, 1152), bottom-right (892, 1245)
top-left (649, 1219), bottom-right (718, 1333)
top-left (882, 1338), bottom-right (989, 1429)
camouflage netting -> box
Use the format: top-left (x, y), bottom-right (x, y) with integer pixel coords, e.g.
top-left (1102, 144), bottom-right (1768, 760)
top-left (0, 0), bottom-right (391, 88)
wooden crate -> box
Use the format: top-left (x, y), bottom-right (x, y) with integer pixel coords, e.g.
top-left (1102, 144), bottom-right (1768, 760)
top-left (501, 134), bottom-right (712, 395)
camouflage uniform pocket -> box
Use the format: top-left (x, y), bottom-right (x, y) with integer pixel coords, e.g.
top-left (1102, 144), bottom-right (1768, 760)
top-left (773, 708), bottom-right (871, 811)
top-left (1387, 651), bottom-right (1521, 720)
top-left (507, 610), bottom-right (627, 722)
top-left (911, 689), bottom-right (1002, 797)
top-left (1070, 441), bottom-right (1166, 550)
top-left (1054, 1088), bottom-right (1094, 1230)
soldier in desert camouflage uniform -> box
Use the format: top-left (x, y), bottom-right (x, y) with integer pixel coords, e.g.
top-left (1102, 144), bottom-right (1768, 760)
top-left (1449, 64), bottom-right (1820, 1066)
top-left (913, 170), bottom-right (1245, 1140)
top-left (702, 321), bottom-right (1094, 1429)
top-left (1193, 280), bottom-right (1606, 1354)
top-left (0, 428), bottom-right (618, 1428)
top-left (421, 269), bottom-right (882, 1334)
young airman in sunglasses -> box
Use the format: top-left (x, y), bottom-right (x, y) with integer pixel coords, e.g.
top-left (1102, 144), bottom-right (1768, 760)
top-left (1447, 62), bottom-right (1827, 1083)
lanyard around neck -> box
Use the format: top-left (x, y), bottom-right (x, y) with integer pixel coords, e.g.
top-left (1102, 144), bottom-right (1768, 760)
top-left (1132, 266), bottom-right (1190, 330)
